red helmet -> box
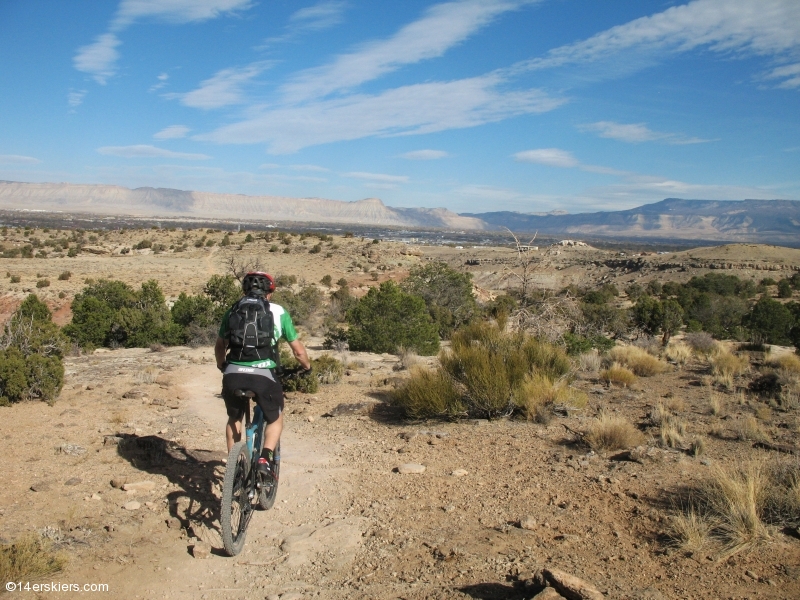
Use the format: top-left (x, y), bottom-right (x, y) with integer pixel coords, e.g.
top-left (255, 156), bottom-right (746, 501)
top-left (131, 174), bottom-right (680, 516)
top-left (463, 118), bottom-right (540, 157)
top-left (242, 271), bottom-right (275, 295)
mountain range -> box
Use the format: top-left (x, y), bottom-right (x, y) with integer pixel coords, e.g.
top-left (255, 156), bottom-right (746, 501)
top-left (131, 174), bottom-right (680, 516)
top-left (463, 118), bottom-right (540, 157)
top-left (1, 181), bottom-right (798, 245)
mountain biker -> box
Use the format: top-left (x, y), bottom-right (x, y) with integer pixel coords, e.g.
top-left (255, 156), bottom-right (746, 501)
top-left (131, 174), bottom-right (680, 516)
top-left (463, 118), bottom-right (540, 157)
top-left (214, 271), bottom-right (311, 477)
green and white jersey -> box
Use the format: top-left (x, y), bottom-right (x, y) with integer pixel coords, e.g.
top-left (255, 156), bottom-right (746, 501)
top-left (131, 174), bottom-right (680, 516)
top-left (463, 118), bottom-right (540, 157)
top-left (219, 302), bottom-right (298, 369)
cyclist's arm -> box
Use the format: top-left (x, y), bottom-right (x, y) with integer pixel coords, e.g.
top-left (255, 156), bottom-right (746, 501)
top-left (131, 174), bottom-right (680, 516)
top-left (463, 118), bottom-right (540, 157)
top-left (288, 339), bottom-right (311, 371)
top-left (215, 336), bottom-right (228, 371)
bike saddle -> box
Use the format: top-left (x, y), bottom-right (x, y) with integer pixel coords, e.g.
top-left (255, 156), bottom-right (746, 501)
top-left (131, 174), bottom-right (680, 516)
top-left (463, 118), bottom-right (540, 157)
top-left (233, 389), bottom-right (256, 399)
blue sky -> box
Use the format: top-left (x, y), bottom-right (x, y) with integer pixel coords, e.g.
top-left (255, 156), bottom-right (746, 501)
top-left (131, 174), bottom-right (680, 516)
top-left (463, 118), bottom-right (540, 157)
top-left (1, 0), bottom-right (799, 214)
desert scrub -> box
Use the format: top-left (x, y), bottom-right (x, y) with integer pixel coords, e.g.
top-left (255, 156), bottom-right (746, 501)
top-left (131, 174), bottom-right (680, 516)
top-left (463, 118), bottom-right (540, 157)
top-left (393, 323), bottom-right (571, 419)
top-left (708, 389), bottom-right (726, 416)
top-left (664, 340), bottom-right (692, 367)
top-left (668, 460), bottom-right (800, 557)
top-left (734, 416), bottom-right (769, 442)
top-left (577, 350), bottom-right (601, 372)
top-left (584, 410), bottom-right (645, 451)
top-left (517, 374), bottom-right (587, 422)
top-left (0, 533), bottom-right (66, 581)
top-left (660, 415), bottom-right (687, 448)
top-left (312, 354), bottom-right (343, 384)
top-left (609, 345), bottom-right (668, 376)
top-left (709, 350), bottom-right (748, 388)
top-left (599, 363), bottom-right (636, 387)
top-left (392, 367), bottom-right (463, 419)
top-left (684, 331), bottom-right (719, 355)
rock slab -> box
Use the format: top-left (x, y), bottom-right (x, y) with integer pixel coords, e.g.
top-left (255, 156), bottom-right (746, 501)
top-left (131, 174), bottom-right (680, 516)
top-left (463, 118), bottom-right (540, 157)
top-left (544, 568), bottom-right (604, 600)
top-left (397, 463), bottom-right (426, 474)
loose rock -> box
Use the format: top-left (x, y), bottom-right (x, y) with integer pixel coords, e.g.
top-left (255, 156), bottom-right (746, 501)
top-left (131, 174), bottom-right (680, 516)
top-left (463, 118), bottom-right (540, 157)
top-left (191, 542), bottom-right (211, 559)
top-left (397, 463), bottom-right (426, 474)
top-left (544, 568), bottom-right (604, 600)
top-left (533, 589), bottom-right (565, 599)
top-left (56, 444), bottom-right (86, 456)
top-left (64, 477), bottom-right (82, 486)
top-left (520, 516), bottom-right (537, 530)
top-left (123, 501), bottom-right (141, 511)
top-left (122, 480), bottom-right (156, 492)
top-left (451, 469), bottom-right (468, 477)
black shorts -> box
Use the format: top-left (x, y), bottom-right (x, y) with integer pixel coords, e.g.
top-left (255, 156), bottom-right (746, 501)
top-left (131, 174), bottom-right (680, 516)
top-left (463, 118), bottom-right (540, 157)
top-left (221, 364), bottom-right (284, 424)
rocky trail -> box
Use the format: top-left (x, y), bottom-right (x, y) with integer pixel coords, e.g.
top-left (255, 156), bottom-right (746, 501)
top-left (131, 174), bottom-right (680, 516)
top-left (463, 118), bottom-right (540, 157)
top-left (2, 343), bottom-right (800, 599)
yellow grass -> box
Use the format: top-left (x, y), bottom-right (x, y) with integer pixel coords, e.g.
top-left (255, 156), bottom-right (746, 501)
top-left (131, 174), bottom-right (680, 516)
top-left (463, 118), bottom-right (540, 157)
top-left (585, 410), bottom-right (645, 451)
top-left (600, 363), bottom-right (636, 387)
top-left (609, 345), bottom-right (668, 377)
top-left (665, 340), bottom-right (692, 367)
top-left (0, 534), bottom-right (66, 582)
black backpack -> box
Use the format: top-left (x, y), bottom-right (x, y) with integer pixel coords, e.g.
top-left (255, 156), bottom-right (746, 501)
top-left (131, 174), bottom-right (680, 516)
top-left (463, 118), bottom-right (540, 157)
top-left (226, 294), bottom-right (279, 364)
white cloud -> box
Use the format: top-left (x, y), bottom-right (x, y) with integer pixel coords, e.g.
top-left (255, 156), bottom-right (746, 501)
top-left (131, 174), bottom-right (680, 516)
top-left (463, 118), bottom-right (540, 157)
top-left (97, 145), bottom-right (210, 160)
top-left (149, 72), bottom-right (170, 92)
top-left (154, 125), bottom-right (191, 139)
top-left (579, 121), bottom-right (713, 145)
top-left (282, 0), bottom-right (533, 101)
top-left (0, 155), bottom-right (41, 165)
top-left (765, 61), bottom-right (800, 88)
top-left (290, 1), bottom-right (347, 31)
top-left (516, 0), bottom-right (800, 88)
top-left (400, 149), bottom-right (449, 160)
top-left (514, 148), bottom-right (578, 168)
top-left (73, 34), bottom-right (121, 84)
top-left (344, 171), bottom-right (409, 184)
top-left (260, 163), bottom-right (330, 173)
top-left (75, 1), bottom-right (251, 84)
top-left (199, 75), bottom-right (563, 152)
top-left (67, 90), bottom-right (87, 107)
top-left (175, 63), bottom-right (268, 109)
top-left (113, 0), bottom-right (252, 27)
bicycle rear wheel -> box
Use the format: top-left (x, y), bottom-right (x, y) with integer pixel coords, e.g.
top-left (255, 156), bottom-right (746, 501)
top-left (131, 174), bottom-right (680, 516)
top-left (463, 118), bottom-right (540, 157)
top-left (221, 441), bottom-right (251, 556)
top-left (258, 441), bottom-right (280, 510)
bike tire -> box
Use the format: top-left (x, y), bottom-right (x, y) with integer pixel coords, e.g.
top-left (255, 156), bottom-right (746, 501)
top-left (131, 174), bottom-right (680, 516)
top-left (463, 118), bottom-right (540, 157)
top-left (258, 441), bottom-right (280, 510)
top-left (220, 441), bottom-right (251, 556)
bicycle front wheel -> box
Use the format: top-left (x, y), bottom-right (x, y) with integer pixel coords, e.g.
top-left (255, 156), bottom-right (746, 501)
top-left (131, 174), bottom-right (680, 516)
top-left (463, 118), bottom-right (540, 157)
top-left (258, 441), bottom-right (280, 510)
top-left (221, 441), bottom-right (251, 556)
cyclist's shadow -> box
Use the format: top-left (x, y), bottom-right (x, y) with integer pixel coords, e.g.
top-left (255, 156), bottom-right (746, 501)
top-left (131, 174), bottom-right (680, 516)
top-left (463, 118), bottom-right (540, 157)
top-left (115, 434), bottom-right (226, 540)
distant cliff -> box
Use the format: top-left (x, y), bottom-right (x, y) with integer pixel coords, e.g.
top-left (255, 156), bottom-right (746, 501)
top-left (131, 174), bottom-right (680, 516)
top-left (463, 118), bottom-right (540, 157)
top-left (464, 198), bottom-right (800, 245)
top-left (0, 181), bottom-right (486, 230)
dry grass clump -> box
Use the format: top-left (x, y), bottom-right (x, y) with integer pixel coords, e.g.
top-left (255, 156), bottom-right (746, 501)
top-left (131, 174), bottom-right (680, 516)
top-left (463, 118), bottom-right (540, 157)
top-left (671, 460), bottom-right (800, 557)
top-left (133, 365), bottom-right (159, 385)
top-left (709, 350), bottom-right (749, 380)
top-left (665, 396), bottom-right (687, 413)
top-left (313, 354), bottom-right (344, 384)
top-left (577, 350), bottom-right (601, 373)
top-left (585, 410), bottom-right (645, 451)
top-left (649, 402), bottom-right (671, 427)
top-left (0, 534), bottom-right (66, 581)
top-left (690, 436), bottom-right (706, 457)
top-left (664, 340), bottom-right (692, 367)
top-left (660, 416), bottom-right (687, 448)
top-left (600, 363), bottom-right (636, 387)
top-left (518, 375), bottom-right (587, 422)
top-left (609, 345), bottom-right (668, 377)
top-left (767, 352), bottom-right (800, 375)
top-left (708, 389), bottom-right (726, 416)
top-left (734, 416), bottom-right (769, 442)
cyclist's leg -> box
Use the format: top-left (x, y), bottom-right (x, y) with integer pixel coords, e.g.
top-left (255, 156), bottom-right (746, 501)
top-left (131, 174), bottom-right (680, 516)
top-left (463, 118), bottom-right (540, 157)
top-left (221, 372), bottom-right (247, 452)
top-left (225, 415), bottom-right (243, 453)
top-left (263, 412), bottom-right (283, 452)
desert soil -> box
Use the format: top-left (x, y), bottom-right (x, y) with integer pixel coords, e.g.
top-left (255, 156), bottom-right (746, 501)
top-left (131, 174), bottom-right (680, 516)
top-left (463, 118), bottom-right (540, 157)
top-left (1, 232), bottom-right (799, 599)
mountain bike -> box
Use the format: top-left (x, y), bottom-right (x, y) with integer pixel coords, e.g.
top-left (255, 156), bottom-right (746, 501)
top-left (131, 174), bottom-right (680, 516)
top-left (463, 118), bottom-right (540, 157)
top-left (219, 367), bottom-right (309, 556)
top-left (220, 389), bottom-right (281, 557)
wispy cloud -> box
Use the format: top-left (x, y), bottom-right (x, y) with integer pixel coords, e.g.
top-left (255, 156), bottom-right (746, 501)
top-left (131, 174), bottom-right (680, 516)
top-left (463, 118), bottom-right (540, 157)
top-left (0, 155), bottom-right (41, 165)
top-left (514, 148), bottom-right (630, 176)
top-left (514, 0), bottom-right (800, 88)
top-left (344, 171), bottom-right (409, 184)
top-left (97, 145), bottom-right (210, 160)
top-left (400, 149), bottom-right (449, 160)
top-left (579, 121), bottom-right (712, 145)
top-left (290, 1), bottom-right (347, 31)
top-left (74, 0), bottom-right (251, 84)
top-left (149, 72), bottom-right (169, 92)
top-left (154, 125), bottom-right (191, 139)
top-left (764, 61), bottom-right (800, 88)
top-left (173, 63), bottom-right (269, 109)
top-left (514, 148), bottom-right (579, 168)
top-left (67, 90), bottom-right (87, 107)
top-left (74, 33), bottom-right (121, 84)
top-left (200, 75), bottom-right (563, 153)
top-left (281, 0), bottom-right (533, 102)
top-left (260, 163), bottom-right (331, 173)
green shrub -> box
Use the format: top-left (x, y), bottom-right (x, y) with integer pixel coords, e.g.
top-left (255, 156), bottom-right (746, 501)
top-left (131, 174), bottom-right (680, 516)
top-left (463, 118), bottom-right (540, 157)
top-left (36, 279), bottom-right (50, 288)
top-left (321, 274), bottom-right (332, 286)
top-left (58, 271), bottom-right (71, 280)
top-left (746, 296), bottom-right (794, 345)
top-left (347, 281), bottom-right (439, 355)
top-left (309, 244), bottom-right (322, 254)
top-left (392, 368), bottom-right (463, 419)
top-left (0, 295), bottom-right (67, 405)
top-left (312, 354), bottom-right (344, 384)
top-left (244, 234), bottom-right (254, 243)
top-left (401, 262), bottom-right (476, 339)
top-left (778, 279), bottom-right (793, 298)
top-left (10, 275), bottom-right (20, 283)
top-left (134, 239), bottom-right (152, 250)
top-left (272, 285), bottom-right (324, 327)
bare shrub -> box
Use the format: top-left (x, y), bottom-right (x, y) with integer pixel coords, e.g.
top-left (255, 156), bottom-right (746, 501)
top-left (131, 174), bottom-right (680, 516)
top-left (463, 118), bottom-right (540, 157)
top-left (509, 295), bottom-right (583, 345)
top-left (685, 331), bottom-right (718, 355)
top-left (0, 533), bottom-right (66, 581)
top-left (396, 347), bottom-right (420, 371)
top-left (609, 345), bottom-right (668, 376)
top-left (600, 363), bottom-right (636, 387)
top-left (577, 350), bottom-right (601, 372)
top-left (585, 410), bottom-right (645, 451)
top-left (632, 335), bottom-right (660, 356)
top-left (665, 340), bottom-right (692, 367)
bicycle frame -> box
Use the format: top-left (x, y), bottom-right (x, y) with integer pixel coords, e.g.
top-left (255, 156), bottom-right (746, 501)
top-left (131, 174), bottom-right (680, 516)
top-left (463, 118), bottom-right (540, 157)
top-left (244, 401), bottom-right (265, 460)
